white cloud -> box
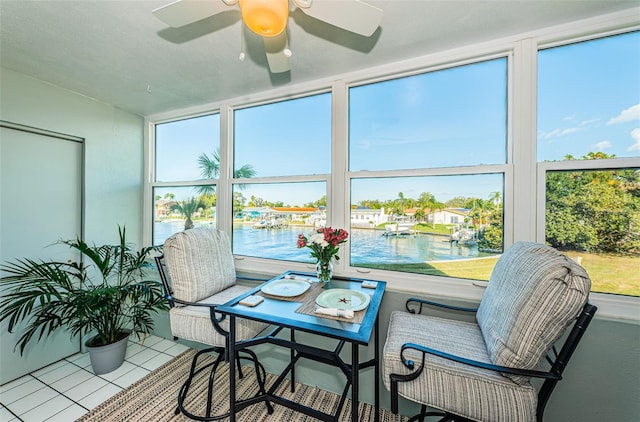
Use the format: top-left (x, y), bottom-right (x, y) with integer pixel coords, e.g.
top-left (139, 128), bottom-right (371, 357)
top-left (607, 103), bottom-right (640, 125)
top-left (594, 140), bottom-right (612, 151)
top-left (628, 128), bottom-right (640, 152)
top-left (538, 127), bottom-right (580, 140)
top-left (580, 118), bottom-right (601, 127)
top-left (562, 127), bottom-right (579, 135)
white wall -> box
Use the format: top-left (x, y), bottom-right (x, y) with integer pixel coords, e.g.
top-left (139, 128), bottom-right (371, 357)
top-left (0, 67), bottom-right (145, 382)
top-left (0, 67), bottom-right (145, 244)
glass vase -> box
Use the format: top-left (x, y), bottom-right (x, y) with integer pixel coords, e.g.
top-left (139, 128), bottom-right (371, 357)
top-left (316, 260), bottom-right (333, 289)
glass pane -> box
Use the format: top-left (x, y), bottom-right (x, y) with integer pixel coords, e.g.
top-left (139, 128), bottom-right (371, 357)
top-left (155, 114), bottom-right (220, 182)
top-left (538, 31), bottom-right (640, 161)
top-left (153, 186), bottom-right (217, 245)
top-left (349, 58), bottom-right (507, 171)
top-left (350, 174), bottom-right (504, 280)
top-left (234, 94), bottom-right (331, 177)
top-left (545, 168), bottom-right (640, 296)
top-left (231, 182), bottom-right (327, 260)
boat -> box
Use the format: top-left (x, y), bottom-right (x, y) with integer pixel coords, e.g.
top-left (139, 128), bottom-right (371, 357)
top-left (450, 228), bottom-right (477, 245)
top-left (383, 222), bottom-right (415, 237)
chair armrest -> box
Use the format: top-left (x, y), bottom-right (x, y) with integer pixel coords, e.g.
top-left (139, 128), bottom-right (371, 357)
top-left (400, 342), bottom-right (561, 381)
top-left (406, 297), bottom-right (478, 314)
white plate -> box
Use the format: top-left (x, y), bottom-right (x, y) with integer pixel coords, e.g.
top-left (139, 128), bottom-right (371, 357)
top-left (315, 289), bottom-right (371, 312)
top-left (261, 278), bottom-right (310, 297)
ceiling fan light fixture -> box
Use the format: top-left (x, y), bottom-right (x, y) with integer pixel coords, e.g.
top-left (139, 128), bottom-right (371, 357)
top-left (239, 0), bottom-right (289, 37)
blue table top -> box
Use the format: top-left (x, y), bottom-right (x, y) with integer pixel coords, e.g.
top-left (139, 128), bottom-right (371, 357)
top-left (217, 271), bottom-right (386, 344)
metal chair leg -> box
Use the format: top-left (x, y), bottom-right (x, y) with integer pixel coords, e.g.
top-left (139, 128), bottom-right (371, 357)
top-left (177, 347), bottom-right (228, 421)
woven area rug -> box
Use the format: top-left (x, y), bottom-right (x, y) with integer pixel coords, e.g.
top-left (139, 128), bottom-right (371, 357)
top-left (77, 349), bottom-right (408, 421)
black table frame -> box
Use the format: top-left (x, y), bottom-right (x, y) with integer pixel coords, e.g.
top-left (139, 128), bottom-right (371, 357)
top-left (217, 271), bottom-right (386, 422)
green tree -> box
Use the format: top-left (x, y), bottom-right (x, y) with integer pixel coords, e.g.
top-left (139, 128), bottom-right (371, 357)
top-left (304, 195), bottom-right (327, 208)
top-left (357, 199), bottom-right (383, 209)
top-left (478, 219), bottom-right (504, 252)
top-left (198, 193), bottom-right (216, 217)
top-left (233, 191), bottom-right (247, 217)
top-left (468, 198), bottom-right (493, 226)
top-left (248, 195), bottom-right (266, 207)
top-left (445, 196), bottom-right (470, 208)
top-left (417, 192), bottom-right (445, 227)
top-left (171, 197), bottom-right (203, 230)
top-left (545, 153), bottom-right (640, 253)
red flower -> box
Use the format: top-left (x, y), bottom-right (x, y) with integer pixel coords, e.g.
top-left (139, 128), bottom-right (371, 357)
top-left (297, 227), bottom-right (349, 262)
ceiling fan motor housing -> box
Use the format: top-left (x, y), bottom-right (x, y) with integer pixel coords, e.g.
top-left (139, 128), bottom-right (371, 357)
top-left (239, 0), bottom-right (289, 37)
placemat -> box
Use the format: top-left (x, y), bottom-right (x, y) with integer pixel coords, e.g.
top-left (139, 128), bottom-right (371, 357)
top-left (295, 293), bottom-right (367, 324)
top-left (256, 281), bottom-right (367, 324)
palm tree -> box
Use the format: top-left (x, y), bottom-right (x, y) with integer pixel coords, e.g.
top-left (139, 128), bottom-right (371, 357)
top-left (396, 192), bottom-right (407, 216)
top-left (171, 197), bottom-right (203, 230)
top-left (469, 198), bottom-right (493, 226)
top-left (196, 149), bottom-right (256, 195)
top-left (418, 192), bottom-right (445, 228)
top-left (489, 191), bottom-right (502, 209)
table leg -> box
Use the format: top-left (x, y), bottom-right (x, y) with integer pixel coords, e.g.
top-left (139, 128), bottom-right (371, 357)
top-left (229, 316), bottom-right (236, 422)
top-left (374, 315), bottom-right (380, 422)
top-left (351, 342), bottom-right (359, 422)
top-left (290, 329), bottom-right (295, 392)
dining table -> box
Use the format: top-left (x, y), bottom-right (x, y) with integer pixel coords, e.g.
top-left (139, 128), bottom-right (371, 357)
top-left (217, 270), bottom-right (386, 422)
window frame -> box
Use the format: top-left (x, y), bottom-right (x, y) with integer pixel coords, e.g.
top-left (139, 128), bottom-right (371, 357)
top-left (534, 27), bottom-right (640, 320)
top-left (144, 11), bottom-right (640, 321)
top-left (537, 158), bottom-right (640, 320)
top-left (145, 111), bottom-right (222, 245)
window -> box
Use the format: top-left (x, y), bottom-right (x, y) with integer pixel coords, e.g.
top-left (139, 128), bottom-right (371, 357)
top-left (232, 182), bottom-right (327, 261)
top-left (234, 95), bottom-right (331, 177)
top-left (152, 114), bottom-right (219, 244)
top-left (146, 18), bottom-right (640, 319)
top-left (231, 93), bottom-right (332, 259)
top-left (348, 58), bottom-right (508, 281)
top-left (538, 31), bottom-right (640, 297)
top-left (349, 59), bottom-right (507, 171)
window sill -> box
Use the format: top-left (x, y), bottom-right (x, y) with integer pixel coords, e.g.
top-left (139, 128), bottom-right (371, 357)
top-left (235, 256), bottom-right (639, 324)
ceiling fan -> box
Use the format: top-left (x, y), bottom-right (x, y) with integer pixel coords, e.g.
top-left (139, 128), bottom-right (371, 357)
top-left (152, 0), bottom-right (383, 73)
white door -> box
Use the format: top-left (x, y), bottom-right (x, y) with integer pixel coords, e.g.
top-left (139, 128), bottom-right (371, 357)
top-left (0, 123), bottom-right (83, 384)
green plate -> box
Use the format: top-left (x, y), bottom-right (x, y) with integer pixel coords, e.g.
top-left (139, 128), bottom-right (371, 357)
top-left (315, 289), bottom-right (371, 312)
top-left (261, 278), bottom-right (310, 297)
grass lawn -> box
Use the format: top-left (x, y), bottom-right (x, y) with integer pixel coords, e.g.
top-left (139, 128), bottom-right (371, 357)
top-left (563, 251), bottom-right (640, 297)
top-left (359, 251), bottom-right (639, 297)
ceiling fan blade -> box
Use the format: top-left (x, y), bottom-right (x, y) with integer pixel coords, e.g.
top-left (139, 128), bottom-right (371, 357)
top-left (152, 0), bottom-right (231, 28)
top-left (263, 33), bottom-right (291, 73)
top-left (294, 0), bottom-right (383, 37)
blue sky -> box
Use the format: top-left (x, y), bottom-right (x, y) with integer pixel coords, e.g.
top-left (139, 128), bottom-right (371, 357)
top-left (538, 31), bottom-right (640, 160)
top-left (156, 31), bottom-right (639, 205)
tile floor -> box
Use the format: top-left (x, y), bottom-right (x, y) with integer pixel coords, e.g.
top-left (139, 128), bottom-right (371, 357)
top-left (0, 335), bottom-right (189, 422)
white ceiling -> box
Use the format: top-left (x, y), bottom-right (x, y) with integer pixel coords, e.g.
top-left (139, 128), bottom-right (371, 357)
top-left (1, 0), bottom-right (638, 117)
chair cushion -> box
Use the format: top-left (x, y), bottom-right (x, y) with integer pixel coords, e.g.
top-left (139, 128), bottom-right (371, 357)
top-left (383, 311), bottom-right (537, 422)
top-left (476, 241), bottom-right (591, 384)
top-left (163, 227), bottom-right (236, 303)
top-left (170, 284), bottom-right (269, 347)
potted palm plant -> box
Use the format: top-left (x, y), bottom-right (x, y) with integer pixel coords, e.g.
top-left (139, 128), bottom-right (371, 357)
top-left (0, 226), bottom-right (168, 374)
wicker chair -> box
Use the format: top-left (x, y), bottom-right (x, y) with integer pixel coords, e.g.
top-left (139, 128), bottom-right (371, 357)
top-left (155, 227), bottom-right (273, 421)
top-left (383, 241), bottom-right (597, 422)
